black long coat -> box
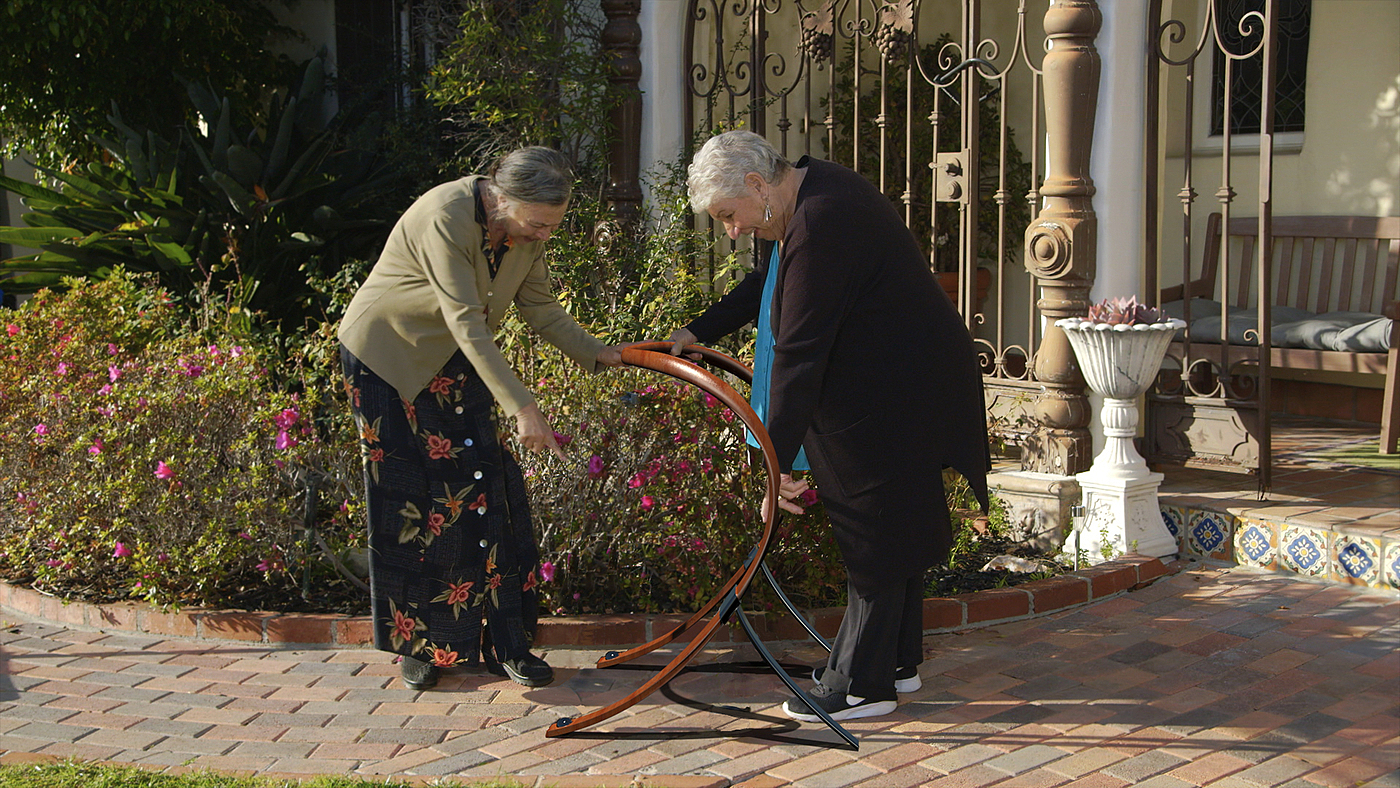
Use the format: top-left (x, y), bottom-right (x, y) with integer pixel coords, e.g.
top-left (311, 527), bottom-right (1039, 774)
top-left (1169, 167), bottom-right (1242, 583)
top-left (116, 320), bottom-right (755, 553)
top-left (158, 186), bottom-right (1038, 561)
top-left (686, 157), bottom-right (990, 595)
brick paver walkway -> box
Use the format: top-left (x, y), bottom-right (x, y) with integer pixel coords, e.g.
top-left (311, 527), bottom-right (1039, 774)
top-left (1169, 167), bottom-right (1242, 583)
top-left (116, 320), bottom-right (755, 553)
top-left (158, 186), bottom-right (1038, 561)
top-left (1, 564), bottom-right (1396, 787)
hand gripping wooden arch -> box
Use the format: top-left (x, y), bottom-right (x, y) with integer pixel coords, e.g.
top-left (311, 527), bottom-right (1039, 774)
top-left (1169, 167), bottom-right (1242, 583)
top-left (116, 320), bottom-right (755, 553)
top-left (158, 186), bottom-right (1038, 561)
top-left (544, 343), bottom-right (857, 749)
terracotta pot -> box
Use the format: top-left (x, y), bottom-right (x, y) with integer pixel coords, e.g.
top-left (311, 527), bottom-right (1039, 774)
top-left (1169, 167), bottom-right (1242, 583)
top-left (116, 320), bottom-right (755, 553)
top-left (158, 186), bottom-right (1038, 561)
top-left (937, 267), bottom-right (993, 311)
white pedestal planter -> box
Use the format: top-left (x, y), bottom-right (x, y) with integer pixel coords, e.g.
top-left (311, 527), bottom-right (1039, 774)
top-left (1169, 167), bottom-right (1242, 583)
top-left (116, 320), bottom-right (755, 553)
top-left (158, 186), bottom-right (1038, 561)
top-left (1056, 317), bottom-right (1186, 562)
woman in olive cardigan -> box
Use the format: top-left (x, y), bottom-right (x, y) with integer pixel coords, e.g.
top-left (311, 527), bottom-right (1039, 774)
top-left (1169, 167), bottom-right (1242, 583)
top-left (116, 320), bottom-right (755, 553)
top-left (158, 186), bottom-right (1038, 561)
top-left (340, 148), bottom-right (623, 691)
top-left (670, 131), bottom-right (989, 722)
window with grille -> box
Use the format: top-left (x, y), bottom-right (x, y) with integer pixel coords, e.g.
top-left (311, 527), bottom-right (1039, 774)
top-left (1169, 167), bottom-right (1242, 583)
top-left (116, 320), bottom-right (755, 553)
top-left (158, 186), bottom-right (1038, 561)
top-left (1210, 0), bottom-right (1310, 136)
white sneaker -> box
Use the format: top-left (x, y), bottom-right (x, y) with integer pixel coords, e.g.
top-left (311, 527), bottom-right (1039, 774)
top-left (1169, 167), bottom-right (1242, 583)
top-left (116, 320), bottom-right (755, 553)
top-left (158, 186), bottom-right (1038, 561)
top-left (782, 683), bottom-right (898, 722)
top-left (813, 665), bottom-right (922, 694)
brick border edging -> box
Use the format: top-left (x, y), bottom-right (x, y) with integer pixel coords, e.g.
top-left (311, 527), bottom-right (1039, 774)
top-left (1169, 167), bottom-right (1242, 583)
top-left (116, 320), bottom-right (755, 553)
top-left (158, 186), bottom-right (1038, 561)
top-left (0, 554), bottom-right (1183, 649)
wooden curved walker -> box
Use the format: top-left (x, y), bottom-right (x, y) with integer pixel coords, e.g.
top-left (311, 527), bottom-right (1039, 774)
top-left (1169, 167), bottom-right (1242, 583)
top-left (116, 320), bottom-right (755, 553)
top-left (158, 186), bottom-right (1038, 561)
top-left (543, 343), bottom-right (855, 748)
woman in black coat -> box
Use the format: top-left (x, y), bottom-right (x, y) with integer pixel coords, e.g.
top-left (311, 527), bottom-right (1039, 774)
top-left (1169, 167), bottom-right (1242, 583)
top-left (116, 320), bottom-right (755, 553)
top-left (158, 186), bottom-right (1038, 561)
top-left (668, 130), bottom-right (989, 722)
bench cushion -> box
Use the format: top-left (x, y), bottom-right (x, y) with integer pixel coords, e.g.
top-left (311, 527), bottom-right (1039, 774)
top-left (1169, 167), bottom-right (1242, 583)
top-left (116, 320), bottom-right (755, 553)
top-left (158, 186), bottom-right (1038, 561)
top-left (1163, 299), bottom-right (1393, 353)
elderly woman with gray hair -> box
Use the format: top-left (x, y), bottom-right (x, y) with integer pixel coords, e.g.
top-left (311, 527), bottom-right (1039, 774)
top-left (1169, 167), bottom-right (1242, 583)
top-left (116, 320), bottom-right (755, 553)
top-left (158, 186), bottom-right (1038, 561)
top-left (668, 130), bottom-right (989, 722)
top-left (340, 147), bottom-right (624, 691)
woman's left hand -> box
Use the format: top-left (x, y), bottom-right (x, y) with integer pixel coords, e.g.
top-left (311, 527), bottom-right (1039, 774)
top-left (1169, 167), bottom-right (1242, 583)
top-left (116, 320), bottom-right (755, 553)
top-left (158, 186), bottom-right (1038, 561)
top-left (764, 473), bottom-right (811, 516)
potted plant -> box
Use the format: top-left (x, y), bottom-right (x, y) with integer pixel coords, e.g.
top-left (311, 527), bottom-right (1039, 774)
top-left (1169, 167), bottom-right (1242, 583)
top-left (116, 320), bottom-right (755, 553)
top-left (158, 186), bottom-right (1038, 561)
top-left (1055, 297), bottom-right (1185, 561)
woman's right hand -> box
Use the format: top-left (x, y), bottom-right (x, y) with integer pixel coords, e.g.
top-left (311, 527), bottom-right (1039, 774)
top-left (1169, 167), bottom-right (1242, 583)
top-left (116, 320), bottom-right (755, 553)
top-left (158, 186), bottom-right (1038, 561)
top-left (514, 403), bottom-right (567, 461)
top-left (667, 328), bottom-right (699, 358)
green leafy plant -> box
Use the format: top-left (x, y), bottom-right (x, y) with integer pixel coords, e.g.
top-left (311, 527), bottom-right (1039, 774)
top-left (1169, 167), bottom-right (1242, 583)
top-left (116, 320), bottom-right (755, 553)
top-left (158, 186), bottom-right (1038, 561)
top-left (0, 0), bottom-right (296, 169)
top-left (0, 58), bottom-right (397, 329)
top-left (423, 0), bottom-right (617, 180)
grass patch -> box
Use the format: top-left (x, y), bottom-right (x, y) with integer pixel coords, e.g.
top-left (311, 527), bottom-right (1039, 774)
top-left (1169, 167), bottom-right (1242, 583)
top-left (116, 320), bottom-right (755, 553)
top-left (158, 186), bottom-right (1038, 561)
top-left (0, 761), bottom-right (529, 788)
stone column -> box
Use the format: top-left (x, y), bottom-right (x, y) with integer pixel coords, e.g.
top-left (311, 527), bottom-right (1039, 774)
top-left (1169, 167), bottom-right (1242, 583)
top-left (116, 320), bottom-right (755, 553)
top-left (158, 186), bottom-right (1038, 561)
top-left (601, 0), bottom-right (643, 225)
top-left (1021, 0), bottom-right (1100, 478)
top-left (987, 0), bottom-right (1101, 553)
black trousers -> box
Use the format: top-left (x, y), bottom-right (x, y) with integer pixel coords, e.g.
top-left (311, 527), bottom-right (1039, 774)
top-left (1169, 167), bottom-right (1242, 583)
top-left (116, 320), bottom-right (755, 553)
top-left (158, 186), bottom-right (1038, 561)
top-left (817, 572), bottom-right (924, 701)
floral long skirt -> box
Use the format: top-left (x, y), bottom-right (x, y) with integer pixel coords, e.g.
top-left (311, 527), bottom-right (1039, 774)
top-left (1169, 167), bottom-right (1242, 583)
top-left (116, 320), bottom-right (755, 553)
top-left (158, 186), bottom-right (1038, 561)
top-left (341, 345), bottom-right (541, 668)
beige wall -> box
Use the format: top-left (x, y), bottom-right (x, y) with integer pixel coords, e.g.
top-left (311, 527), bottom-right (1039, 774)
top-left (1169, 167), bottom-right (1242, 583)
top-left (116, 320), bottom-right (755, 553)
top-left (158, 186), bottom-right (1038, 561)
top-left (1153, 0), bottom-right (1399, 299)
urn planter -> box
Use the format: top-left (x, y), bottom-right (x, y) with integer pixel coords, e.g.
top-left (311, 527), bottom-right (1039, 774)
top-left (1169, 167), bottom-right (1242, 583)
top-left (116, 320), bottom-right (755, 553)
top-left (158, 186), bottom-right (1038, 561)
top-left (1056, 317), bottom-right (1186, 562)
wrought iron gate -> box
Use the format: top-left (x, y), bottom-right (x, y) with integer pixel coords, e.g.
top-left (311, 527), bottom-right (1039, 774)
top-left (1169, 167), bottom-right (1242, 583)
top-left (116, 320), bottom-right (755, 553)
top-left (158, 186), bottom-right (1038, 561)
top-left (1144, 0), bottom-right (1293, 492)
top-left (683, 0), bottom-right (1062, 460)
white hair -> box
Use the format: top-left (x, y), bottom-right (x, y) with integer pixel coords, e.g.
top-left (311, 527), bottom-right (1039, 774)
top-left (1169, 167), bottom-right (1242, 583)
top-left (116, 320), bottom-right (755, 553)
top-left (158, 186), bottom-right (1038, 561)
top-left (686, 130), bottom-right (792, 213)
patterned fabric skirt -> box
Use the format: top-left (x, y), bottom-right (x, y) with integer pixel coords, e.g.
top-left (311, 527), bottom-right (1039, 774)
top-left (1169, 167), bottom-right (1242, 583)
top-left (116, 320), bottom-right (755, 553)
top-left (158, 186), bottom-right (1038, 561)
top-left (340, 345), bottom-right (541, 668)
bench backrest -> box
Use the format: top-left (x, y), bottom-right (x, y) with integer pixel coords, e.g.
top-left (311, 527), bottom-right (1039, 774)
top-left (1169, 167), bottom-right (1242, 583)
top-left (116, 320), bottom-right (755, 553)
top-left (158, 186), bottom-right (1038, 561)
top-left (1183, 213), bottom-right (1400, 316)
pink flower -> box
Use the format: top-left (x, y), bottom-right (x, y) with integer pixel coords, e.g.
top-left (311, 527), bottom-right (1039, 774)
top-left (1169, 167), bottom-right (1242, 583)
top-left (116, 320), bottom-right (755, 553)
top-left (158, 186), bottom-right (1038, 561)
top-left (97, 406), bottom-right (115, 418)
top-left (88, 439), bottom-right (103, 455)
top-left (701, 392), bottom-right (719, 407)
top-left (640, 495), bottom-right (655, 511)
top-left (230, 345), bottom-right (245, 357)
top-left (539, 561), bottom-right (556, 582)
top-left (275, 430), bottom-right (298, 450)
top-left (274, 408), bottom-right (299, 430)
top-left (800, 489), bottom-right (819, 507)
top-left (627, 472), bottom-right (646, 489)
top-left (178, 362), bottom-right (204, 377)
top-left (157, 553), bottom-right (169, 562)
top-left (109, 365), bottom-right (121, 382)
top-left (55, 362), bottom-right (70, 375)
top-left (5, 324), bottom-right (17, 336)
top-left (238, 532), bottom-right (252, 540)
top-left (98, 384), bottom-right (112, 396)
top-left (33, 423), bottom-right (47, 437)
top-left (46, 558), bottom-right (62, 568)
top-left (113, 542), bottom-right (132, 559)
top-left (552, 430), bottom-right (572, 448)
top-left (107, 343), bottom-right (119, 355)
top-left (587, 455), bottom-right (605, 477)
top-left (155, 461), bottom-right (175, 480)
top-left (572, 592), bottom-right (581, 600)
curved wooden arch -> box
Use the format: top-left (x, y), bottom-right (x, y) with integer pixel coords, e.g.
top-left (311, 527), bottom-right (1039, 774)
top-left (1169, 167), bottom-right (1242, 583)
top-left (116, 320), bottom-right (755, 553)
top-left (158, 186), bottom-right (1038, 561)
top-left (544, 343), bottom-right (854, 748)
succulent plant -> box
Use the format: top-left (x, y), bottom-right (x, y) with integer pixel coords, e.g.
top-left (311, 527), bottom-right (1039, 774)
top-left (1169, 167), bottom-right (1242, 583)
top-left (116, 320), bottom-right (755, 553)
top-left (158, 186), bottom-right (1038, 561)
top-left (1085, 296), bottom-right (1168, 326)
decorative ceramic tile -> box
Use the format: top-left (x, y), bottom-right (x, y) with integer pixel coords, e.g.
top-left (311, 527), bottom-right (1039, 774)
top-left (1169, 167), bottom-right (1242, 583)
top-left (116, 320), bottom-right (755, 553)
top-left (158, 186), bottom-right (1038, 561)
top-left (1159, 506), bottom-right (1184, 548)
top-left (1383, 542), bottom-right (1400, 591)
top-left (1280, 525), bottom-right (1330, 578)
top-left (1234, 520), bottom-right (1277, 570)
top-left (1332, 535), bottom-right (1381, 587)
top-left (1185, 510), bottom-right (1234, 561)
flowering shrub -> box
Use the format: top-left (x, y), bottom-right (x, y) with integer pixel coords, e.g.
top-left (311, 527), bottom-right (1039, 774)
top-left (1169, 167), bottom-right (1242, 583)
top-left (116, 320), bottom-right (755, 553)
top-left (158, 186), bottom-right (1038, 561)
top-left (0, 272), bottom-right (363, 610)
top-left (518, 362), bottom-right (847, 615)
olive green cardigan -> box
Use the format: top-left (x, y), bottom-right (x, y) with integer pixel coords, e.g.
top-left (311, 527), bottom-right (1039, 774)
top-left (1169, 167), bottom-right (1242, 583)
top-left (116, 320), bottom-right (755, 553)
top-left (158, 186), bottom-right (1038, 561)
top-left (338, 175), bottom-right (605, 416)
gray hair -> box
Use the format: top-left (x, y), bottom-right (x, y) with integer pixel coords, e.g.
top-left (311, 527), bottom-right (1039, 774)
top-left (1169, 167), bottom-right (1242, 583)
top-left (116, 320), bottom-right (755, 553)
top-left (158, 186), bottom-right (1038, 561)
top-left (489, 146), bottom-right (574, 208)
top-left (687, 130), bottom-right (792, 213)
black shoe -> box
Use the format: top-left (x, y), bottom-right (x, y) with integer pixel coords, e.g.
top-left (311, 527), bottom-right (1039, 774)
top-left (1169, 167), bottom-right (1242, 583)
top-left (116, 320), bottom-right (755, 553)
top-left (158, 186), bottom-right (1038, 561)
top-left (400, 655), bottom-right (439, 691)
top-left (489, 652), bottom-right (554, 687)
top-left (812, 665), bottom-right (922, 694)
top-left (782, 682), bottom-right (897, 722)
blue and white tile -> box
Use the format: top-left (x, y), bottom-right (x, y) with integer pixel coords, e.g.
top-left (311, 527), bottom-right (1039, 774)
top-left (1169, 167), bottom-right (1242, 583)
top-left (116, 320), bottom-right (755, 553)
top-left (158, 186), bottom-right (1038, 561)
top-left (1383, 542), bottom-right (1400, 592)
top-left (1185, 510), bottom-right (1234, 561)
top-left (1159, 506), bottom-right (1185, 550)
top-left (1331, 535), bottom-right (1381, 587)
top-left (1279, 525), bottom-right (1330, 579)
top-left (1233, 519), bottom-right (1277, 571)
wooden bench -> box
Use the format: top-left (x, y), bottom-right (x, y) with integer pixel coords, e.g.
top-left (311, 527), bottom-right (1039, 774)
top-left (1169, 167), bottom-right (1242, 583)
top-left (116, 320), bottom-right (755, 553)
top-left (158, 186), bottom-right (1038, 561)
top-left (1161, 213), bottom-right (1399, 455)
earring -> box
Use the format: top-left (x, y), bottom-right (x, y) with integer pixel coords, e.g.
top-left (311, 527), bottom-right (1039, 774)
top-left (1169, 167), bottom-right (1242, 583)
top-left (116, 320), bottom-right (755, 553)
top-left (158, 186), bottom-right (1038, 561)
top-left (763, 201), bottom-right (772, 223)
